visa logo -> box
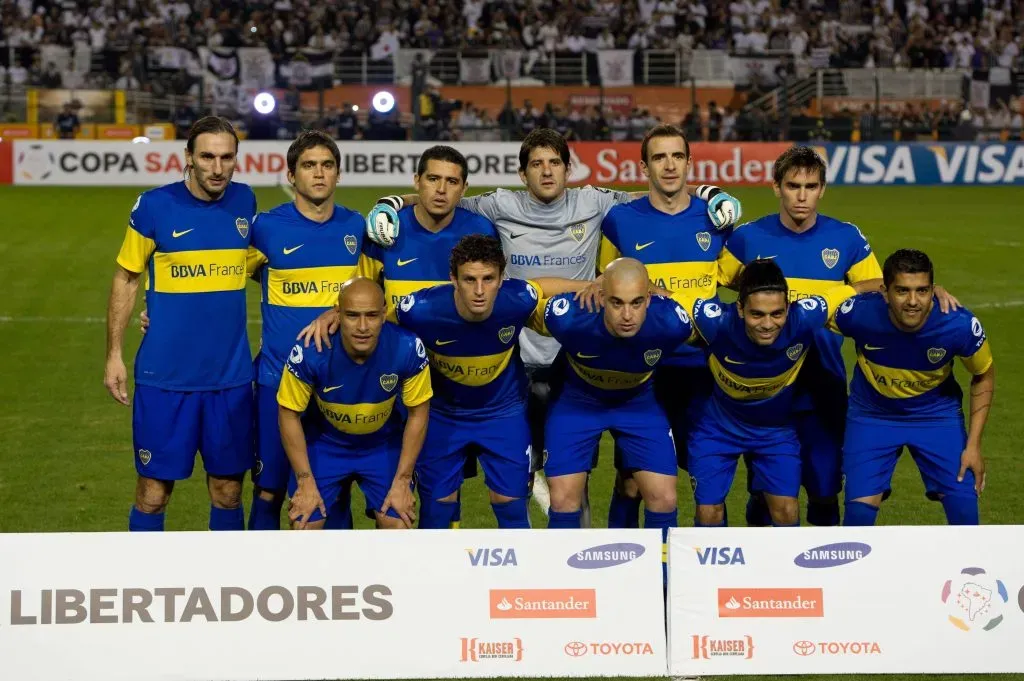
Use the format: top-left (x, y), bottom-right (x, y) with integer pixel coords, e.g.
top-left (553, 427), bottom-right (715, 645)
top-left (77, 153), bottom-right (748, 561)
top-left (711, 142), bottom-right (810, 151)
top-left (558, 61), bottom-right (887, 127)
top-left (695, 546), bottom-right (745, 565)
top-left (931, 144), bottom-right (1024, 184)
top-left (467, 548), bottom-right (518, 567)
top-left (823, 145), bottom-right (916, 184)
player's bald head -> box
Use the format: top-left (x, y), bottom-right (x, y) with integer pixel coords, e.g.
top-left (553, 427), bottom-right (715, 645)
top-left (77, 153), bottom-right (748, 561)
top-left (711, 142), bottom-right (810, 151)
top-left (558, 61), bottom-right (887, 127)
top-left (603, 258), bottom-right (650, 293)
top-left (337, 277), bottom-right (385, 310)
top-left (601, 258), bottom-right (651, 338)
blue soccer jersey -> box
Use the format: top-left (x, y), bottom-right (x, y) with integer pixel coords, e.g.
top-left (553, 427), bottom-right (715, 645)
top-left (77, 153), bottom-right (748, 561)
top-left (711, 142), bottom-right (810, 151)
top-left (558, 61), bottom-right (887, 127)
top-left (359, 206), bottom-right (497, 318)
top-left (832, 294), bottom-right (994, 419)
top-left (115, 181), bottom-right (257, 390)
top-left (394, 278), bottom-right (545, 419)
top-left (276, 323), bottom-right (433, 448)
top-left (599, 196), bottom-right (728, 369)
top-left (249, 202), bottom-right (365, 388)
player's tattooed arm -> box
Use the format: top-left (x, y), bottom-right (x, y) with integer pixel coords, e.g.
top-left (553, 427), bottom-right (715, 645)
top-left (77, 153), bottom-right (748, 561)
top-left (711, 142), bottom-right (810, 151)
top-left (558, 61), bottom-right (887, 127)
top-left (280, 406), bottom-right (326, 528)
top-left (961, 364), bottom-right (995, 496)
top-left (104, 266), bottom-right (142, 406)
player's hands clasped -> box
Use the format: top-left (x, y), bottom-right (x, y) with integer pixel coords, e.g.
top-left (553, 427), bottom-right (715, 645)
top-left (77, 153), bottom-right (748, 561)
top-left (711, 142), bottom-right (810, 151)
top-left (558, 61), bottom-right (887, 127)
top-left (958, 443), bottom-right (986, 496)
top-left (289, 476), bottom-right (326, 529)
top-left (381, 475), bottom-right (416, 528)
top-left (297, 308), bottom-right (341, 351)
top-left (103, 356), bottom-right (130, 406)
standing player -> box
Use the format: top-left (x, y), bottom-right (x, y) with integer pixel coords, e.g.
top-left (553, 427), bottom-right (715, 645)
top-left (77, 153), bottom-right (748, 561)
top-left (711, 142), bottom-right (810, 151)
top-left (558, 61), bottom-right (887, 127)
top-left (595, 124), bottom-right (727, 528)
top-left (688, 259), bottom-right (881, 527)
top-left (833, 250), bottom-right (994, 526)
top-left (245, 130), bottom-right (366, 530)
top-left (395, 235), bottom-right (587, 529)
top-left (366, 128), bottom-right (742, 525)
top-left (279, 278), bottom-right (432, 530)
top-left (104, 116), bottom-right (257, 532)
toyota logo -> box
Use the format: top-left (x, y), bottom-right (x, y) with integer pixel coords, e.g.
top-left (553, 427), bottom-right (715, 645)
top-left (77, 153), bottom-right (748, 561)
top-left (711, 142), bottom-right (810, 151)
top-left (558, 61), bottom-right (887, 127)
top-left (793, 641), bottom-right (816, 656)
top-left (564, 641), bottom-right (587, 657)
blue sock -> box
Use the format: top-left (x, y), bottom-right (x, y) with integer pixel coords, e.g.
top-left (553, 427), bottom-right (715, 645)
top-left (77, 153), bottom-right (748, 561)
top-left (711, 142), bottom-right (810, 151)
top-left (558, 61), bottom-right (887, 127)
top-left (644, 509), bottom-right (677, 587)
top-left (745, 492), bottom-right (772, 527)
top-left (548, 509), bottom-right (582, 529)
top-left (419, 499), bottom-right (458, 529)
top-left (807, 498), bottom-right (840, 526)
top-left (491, 498), bottom-right (530, 529)
top-left (451, 496), bottom-right (462, 529)
top-left (247, 491), bottom-right (283, 531)
top-left (129, 507), bottom-right (164, 532)
top-left (941, 495), bottom-right (979, 525)
top-left (607, 490), bottom-right (642, 529)
top-left (323, 492), bottom-right (354, 530)
top-left (843, 500), bottom-right (880, 526)
top-left (209, 505), bottom-right (244, 531)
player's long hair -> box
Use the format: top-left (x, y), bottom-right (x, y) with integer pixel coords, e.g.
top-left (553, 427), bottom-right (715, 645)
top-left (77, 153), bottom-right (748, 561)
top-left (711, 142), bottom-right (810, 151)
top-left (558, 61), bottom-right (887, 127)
top-left (450, 235), bottom-right (506, 278)
top-left (883, 249), bottom-right (934, 287)
top-left (518, 128), bottom-right (569, 171)
top-left (183, 116), bottom-right (240, 181)
top-left (287, 130), bottom-right (340, 175)
top-left (772, 145), bottom-right (826, 186)
top-left (738, 259), bottom-right (788, 305)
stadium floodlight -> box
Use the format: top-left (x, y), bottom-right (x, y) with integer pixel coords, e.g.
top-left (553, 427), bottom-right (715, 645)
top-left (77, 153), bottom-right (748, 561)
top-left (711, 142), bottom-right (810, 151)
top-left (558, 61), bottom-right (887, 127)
top-left (352, 105), bottom-right (360, 112)
top-left (254, 91), bottom-right (276, 115)
top-left (131, 136), bottom-right (150, 144)
top-left (372, 91), bottom-right (395, 114)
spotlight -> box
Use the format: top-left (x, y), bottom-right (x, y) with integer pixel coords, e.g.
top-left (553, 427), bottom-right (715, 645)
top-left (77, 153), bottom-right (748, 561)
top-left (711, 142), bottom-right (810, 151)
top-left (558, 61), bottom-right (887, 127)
top-left (254, 91), bottom-right (276, 115)
top-left (372, 91), bottom-right (395, 114)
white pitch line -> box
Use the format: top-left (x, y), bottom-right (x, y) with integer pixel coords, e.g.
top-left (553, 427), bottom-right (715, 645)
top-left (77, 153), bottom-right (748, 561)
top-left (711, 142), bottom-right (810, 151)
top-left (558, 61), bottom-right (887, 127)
top-left (279, 183), bottom-right (295, 201)
top-left (974, 300), bottom-right (1024, 310)
top-left (0, 316), bottom-right (263, 325)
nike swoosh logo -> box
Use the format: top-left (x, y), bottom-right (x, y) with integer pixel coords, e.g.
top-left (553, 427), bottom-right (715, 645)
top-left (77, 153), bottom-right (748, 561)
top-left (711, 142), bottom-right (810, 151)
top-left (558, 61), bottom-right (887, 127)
top-left (577, 353), bottom-right (599, 359)
top-left (509, 232), bottom-right (526, 239)
top-left (635, 241), bottom-right (655, 251)
top-left (172, 229), bottom-right (193, 238)
top-left (397, 258), bottom-right (418, 266)
top-left (756, 254), bottom-right (778, 260)
top-left (322, 385), bottom-right (343, 393)
top-left (863, 345), bottom-right (885, 351)
top-left (283, 244), bottom-right (304, 255)
top-left (724, 356), bottom-right (745, 365)
top-left (435, 339), bottom-right (457, 346)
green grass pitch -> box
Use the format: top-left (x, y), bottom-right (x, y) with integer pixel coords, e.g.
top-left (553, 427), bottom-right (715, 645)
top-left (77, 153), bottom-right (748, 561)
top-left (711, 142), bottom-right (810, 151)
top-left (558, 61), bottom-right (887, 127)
top-left (0, 183), bottom-right (1020, 681)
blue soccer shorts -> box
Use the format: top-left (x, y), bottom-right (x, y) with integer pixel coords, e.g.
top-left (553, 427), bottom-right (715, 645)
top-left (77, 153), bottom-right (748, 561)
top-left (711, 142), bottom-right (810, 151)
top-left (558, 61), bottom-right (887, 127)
top-left (289, 435), bottom-right (405, 523)
top-left (843, 411), bottom-right (975, 501)
top-left (543, 389), bottom-right (677, 478)
top-left (416, 410), bottom-right (532, 500)
top-left (688, 414), bottom-right (800, 506)
top-left (253, 381), bottom-right (292, 491)
top-left (133, 383), bottom-right (254, 481)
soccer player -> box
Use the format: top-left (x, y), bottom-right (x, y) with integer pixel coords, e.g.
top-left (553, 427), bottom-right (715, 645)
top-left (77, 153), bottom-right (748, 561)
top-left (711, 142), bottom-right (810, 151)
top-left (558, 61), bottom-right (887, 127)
top-left (395, 234), bottom-right (587, 529)
top-left (104, 116), bottom-right (257, 532)
top-left (833, 249), bottom-right (994, 526)
top-left (595, 124), bottom-right (727, 528)
top-left (540, 258), bottom-right (693, 532)
top-left (366, 128), bottom-right (742, 526)
top-left (688, 259), bottom-right (881, 527)
top-left (278, 278), bottom-right (432, 530)
top-left (244, 130), bottom-right (366, 530)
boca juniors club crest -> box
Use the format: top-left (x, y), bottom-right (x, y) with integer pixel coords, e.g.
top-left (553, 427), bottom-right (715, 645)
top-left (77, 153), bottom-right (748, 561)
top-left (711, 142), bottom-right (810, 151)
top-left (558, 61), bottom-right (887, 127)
top-left (696, 231), bottom-right (712, 252)
top-left (138, 449), bottom-right (152, 465)
top-left (786, 343), bottom-right (805, 361)
top-left (498, 325), bottom-right (516, 344)
top-left (643, 349), bottom-right (662, 366)
top-left (927, 347), bottom-right (947, 364)
top-left (344, 234), bottom-right (358, 255)
top-left (569, 223), bottom-right (586, 242)
top-left (821, 248), bottom-right (840, 269)
top-left (379, 373), bottom-right (399, 392)
top-left (235, 217), bottom-right (250, 238)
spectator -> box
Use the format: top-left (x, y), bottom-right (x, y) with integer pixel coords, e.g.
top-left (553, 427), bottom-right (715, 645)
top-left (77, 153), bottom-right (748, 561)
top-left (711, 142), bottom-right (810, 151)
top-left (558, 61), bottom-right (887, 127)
top-left (54, 102), bottom-right (80, 139)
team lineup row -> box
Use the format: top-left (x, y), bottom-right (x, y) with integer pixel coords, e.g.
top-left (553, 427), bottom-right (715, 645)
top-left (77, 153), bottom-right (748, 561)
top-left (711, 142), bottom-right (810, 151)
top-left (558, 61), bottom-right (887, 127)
top-left (103, 118), bottom-right (995, 534)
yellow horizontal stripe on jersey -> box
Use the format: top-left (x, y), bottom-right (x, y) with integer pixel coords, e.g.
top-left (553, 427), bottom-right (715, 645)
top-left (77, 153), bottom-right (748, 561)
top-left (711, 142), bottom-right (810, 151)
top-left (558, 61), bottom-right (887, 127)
top-left (847, 253), bottom-right (883, 283)
top-left (151, 248), bottom-right (247, 294)
top-left (268, 265), bottom-right (357, 307)
top-left (116, 225), bottom-right (156, 274)
top-left (648, 262), bottom-right (718, 308)
top-left (315, 395), bottom-right (397, 435)
top-left (429, 347), bottom-right (514, 387)
top-left (278, 367), bottom-right (313, 412)
top-left (598, 236), bottom-right (622, 272)
top-left (784, 277), bottom-right (842, 301)
top-left (385, 279), bottom-right (447, 315)
top-left (962, 340), bottom-right (993, 375)
top-left (708, 352), bottom-right (806, 401)
top-left (402, 365), bottom-right (433, 407)
top-left (568, 356), bottom-right (652, 391)
top-left (246, 246), bottom-right (268, 277)
top-left (857, 354), bottom-right (952, 399)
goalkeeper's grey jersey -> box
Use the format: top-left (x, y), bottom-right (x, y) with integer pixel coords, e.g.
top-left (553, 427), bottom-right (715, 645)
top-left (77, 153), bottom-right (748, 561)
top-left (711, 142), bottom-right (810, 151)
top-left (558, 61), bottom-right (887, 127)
top-left (459, 186), bottom-right (632, 366)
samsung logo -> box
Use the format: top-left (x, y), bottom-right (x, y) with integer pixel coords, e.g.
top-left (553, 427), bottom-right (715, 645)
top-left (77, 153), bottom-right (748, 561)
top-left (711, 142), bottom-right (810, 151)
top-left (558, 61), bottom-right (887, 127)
top-left (568, 543), bottom-right (645, 569)
top-left (794, 542), bottom-right (871, 568)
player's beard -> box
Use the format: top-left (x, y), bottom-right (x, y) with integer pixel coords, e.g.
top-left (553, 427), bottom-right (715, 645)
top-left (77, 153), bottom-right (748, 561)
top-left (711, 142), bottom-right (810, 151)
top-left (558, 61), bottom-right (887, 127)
top-left (191, 167), bottom-right (229, 200)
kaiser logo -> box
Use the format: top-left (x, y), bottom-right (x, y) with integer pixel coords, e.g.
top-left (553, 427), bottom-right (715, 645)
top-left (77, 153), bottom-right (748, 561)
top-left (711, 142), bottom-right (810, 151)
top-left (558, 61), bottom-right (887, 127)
top-left (565, 641), bottom-right (654, 657)
top-left (927, 347), bottom-right (947, 364)
top-left (695, 546), bottom-right (746, 566)
top-left (489, 589), bottom-right (596, 619)
top-left (344, 234), bottom-right (358, 255)
top-left (498, 325), bottom-right (516, 344)
top-left (691, 635), bottom-right (755, 660)
top-left (379, 373), bottom-right (399, 392)
top-left (235, 217), bottom-right (249, 238)
top-left (467, 547), bottom-right (518, 567)
top-left (567, 542), bottom-right (645, 569)
top-left (821, 248), bottom-right (840, 269)
top-left (696, 231), bottom-right (712, 251)
top-left (794, 542), bottom-right (871, 568)
top-left (643, 349), bottom-right (662, 366)
top-left (786, 344), bottom-right (804, 361)
top-left (794, 641), bottom-right (882, 656)
top-left (569, 223), bottom-right (587, 242)
top-left (718, 588), bottom-right (824, 618)
top-left (460, 637), bottom-right (523, 662)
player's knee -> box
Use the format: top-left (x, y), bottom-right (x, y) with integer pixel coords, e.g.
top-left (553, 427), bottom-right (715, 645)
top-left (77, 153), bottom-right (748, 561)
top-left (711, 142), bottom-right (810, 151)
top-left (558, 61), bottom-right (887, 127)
top-left (695, 504), bottom-right (725, 527)
top-left (641, 485), bottom-right (677, 514)
top-left (135, 477), bottom-right (172, 514)
top-left (548, 488), bottom-right (583, 513)
top-left (291, 518), bottom-right (325, 530)
top-left (207, 474), bottom-right (243, 509)
top-left (768, 498), bottom-right (799, 526)
top-left (375, 513), bottom-right (408, 530)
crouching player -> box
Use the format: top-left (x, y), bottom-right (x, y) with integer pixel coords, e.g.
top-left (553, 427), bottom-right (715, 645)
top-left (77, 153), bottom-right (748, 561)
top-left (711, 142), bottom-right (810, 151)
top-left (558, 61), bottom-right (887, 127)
top-left (688, 259), bottom-right (881, 527)
top-left (278, 278), bottom-right (432, 529)
top-left (833, 249), bottom-right (994, 526)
